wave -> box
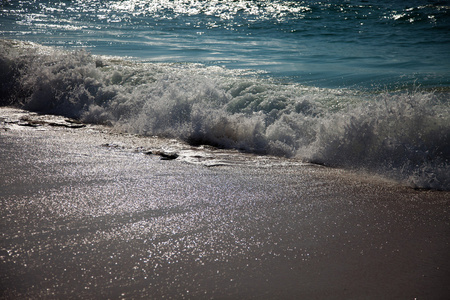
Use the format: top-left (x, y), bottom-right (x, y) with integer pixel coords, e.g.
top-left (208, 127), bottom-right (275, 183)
top-left (1, 39), bottom-right (449, 190)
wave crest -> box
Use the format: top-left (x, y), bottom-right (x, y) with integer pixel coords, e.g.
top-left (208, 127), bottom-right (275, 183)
top-left (1, 39), bottom-right (449, 190)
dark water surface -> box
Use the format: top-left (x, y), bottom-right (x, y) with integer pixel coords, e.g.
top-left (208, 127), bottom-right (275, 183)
top-left (1, 0), bottom-right (449, 88)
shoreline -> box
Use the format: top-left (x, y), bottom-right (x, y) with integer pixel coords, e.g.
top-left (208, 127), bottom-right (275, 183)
top-left (1, 107), bottom-right (449, 299)
top-left (0, 107), bottom-right (412, 188)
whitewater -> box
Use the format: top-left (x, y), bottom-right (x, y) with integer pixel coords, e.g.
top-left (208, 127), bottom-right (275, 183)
top-left (1, 0), bottom-right (449, 190)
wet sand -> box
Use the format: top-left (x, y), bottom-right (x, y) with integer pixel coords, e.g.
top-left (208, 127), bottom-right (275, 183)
top-left (1, 108), bottom-right (449, 299)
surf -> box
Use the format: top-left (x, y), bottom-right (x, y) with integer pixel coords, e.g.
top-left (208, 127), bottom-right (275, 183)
top-left (1, 39), bottom-right (449, 190)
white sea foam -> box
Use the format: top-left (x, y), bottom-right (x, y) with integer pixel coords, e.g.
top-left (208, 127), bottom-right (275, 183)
top-left (1, 39), bottom-right (449, 189)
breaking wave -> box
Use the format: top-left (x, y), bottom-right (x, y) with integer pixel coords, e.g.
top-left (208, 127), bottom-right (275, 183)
top-left (1, 39), bottom-right (449, 190)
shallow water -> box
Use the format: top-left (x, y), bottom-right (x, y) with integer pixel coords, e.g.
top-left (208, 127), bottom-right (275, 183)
top-left (1, 108), bottom-right (449, 299)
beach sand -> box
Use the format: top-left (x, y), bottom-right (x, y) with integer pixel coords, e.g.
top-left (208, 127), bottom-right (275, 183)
top-left (1, 107), bottom-right (449, 299)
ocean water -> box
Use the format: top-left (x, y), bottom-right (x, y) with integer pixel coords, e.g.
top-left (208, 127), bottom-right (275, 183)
top-left (1, 0), bottom-right (449, 189)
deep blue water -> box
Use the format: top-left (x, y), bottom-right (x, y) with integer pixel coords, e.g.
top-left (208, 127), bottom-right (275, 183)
top-left (1, 1), bottom-right (450, 189)
top-left (1, 0), bottom-right (449, 88)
